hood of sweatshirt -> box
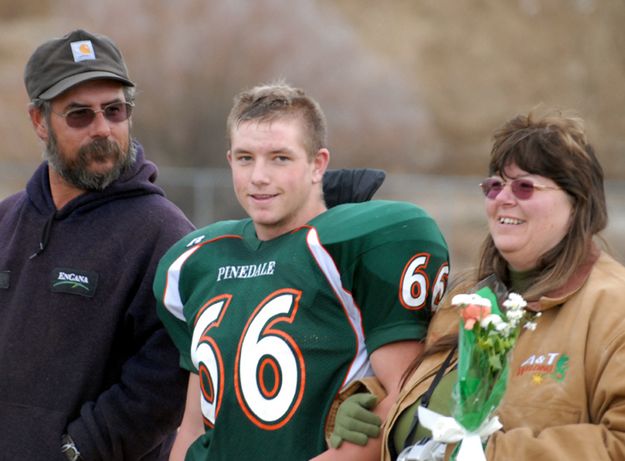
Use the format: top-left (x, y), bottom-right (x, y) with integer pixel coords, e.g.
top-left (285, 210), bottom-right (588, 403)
top-left (26, 140), bottom-right (165, 257)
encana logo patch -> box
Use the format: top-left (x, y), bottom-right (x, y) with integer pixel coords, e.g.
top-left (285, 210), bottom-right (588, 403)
top-left (51, 268), bottom-right (98, 297)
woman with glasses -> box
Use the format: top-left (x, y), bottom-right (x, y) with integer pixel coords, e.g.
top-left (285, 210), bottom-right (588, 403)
top-left (329, 110), bottom-right (625, 460)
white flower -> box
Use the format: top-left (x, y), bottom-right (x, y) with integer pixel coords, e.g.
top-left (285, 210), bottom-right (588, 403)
top-left (480, 314), bottom-right (504, 329)
top-left (501, 292), bottom-right (530, 328)
top-left (523, 312), bottom-right (540, 331)
top-left (452, 293), bottom-right (491, 308)
top-left (503, 292), bottom-right (527, 310)
top-left (506, 308), bottom-right (524, 322)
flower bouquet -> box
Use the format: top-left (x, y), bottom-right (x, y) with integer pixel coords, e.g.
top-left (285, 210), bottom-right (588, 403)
top-left (418, 275), bottom-right (539, 461)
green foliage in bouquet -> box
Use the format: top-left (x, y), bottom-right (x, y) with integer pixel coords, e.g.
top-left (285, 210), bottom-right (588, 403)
top-left (454, 285), bottom-right (508, 432)
top-left (452, 276), bottom-right (538, 433)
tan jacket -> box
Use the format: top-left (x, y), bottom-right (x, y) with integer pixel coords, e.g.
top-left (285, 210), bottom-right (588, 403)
top-left (411, 249), bottom-right (625, 461)
top-left (486, 249), bottom-right (625, 460)
top-left (329, 249), bottom-right (625, 461)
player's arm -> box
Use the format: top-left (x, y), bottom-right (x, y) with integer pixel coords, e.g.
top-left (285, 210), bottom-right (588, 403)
top-left (310, 339), bottom-right (424, 461)
top-left (169, 373), bottom-right (204, 461)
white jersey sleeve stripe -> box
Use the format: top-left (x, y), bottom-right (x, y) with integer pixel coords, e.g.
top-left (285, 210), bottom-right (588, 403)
top-left (163, 245), bottom-right (202, 321)
top-left (306, 227), bottom-right (371, 387)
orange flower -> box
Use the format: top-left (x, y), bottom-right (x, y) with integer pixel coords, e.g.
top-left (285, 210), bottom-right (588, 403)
top-left (461, 304), bottom-right (492, 330)
top-left (452, 293), bottom-right (493, 330)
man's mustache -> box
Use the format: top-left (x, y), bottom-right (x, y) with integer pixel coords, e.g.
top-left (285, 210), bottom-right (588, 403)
top-left (77, 138), bottom-right (122, 162)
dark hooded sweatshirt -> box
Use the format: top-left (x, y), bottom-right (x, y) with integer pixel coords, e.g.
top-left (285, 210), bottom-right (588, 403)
top-left (0, 143), bottom-right (194, 460)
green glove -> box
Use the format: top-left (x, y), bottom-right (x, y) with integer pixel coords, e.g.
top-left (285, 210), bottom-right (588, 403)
top-left (330, 393), bottom-right (382, 448)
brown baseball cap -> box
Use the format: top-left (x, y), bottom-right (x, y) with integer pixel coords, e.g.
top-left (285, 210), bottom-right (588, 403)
top-left (24, 29), bottom-right (135, 101)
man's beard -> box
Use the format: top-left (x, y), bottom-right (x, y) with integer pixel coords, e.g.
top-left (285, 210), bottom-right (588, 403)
top-left (45, 131), bottom-right (136, 191)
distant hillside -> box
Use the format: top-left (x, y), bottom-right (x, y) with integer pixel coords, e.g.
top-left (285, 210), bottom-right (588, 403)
top-left (324, 0), bottom-right (625, 176)
top-left (1, 0), bottom-right (624, 178)
top-left (2, 0), bottom-right (624, 268)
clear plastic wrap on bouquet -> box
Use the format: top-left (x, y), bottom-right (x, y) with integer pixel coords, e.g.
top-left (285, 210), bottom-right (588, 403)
top-left (454, 276), bottom-right (510, 433)
top-left (420, 275), bottom-right (538, 461)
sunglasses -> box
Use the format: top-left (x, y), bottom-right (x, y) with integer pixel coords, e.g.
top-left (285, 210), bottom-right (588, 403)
top-left (480, 177), bottom-right (560, 200)
top-left (52, 101), bottom-right (134, 129)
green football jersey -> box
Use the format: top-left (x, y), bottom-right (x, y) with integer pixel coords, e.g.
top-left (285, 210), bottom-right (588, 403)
top-left (154, 200), bottom-right (449, 460)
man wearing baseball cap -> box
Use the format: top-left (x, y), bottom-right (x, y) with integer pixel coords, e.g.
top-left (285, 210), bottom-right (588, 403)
top-left (0, 29), bottom-right (194, 460)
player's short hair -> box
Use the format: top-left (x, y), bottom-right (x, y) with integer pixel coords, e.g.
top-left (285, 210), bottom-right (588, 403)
top-left (227, 81), bottom-right (327, 159)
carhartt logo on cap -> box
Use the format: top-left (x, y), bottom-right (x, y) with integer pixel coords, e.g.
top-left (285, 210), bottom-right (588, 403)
top-left (70, 40), bottom-right (96, 62)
